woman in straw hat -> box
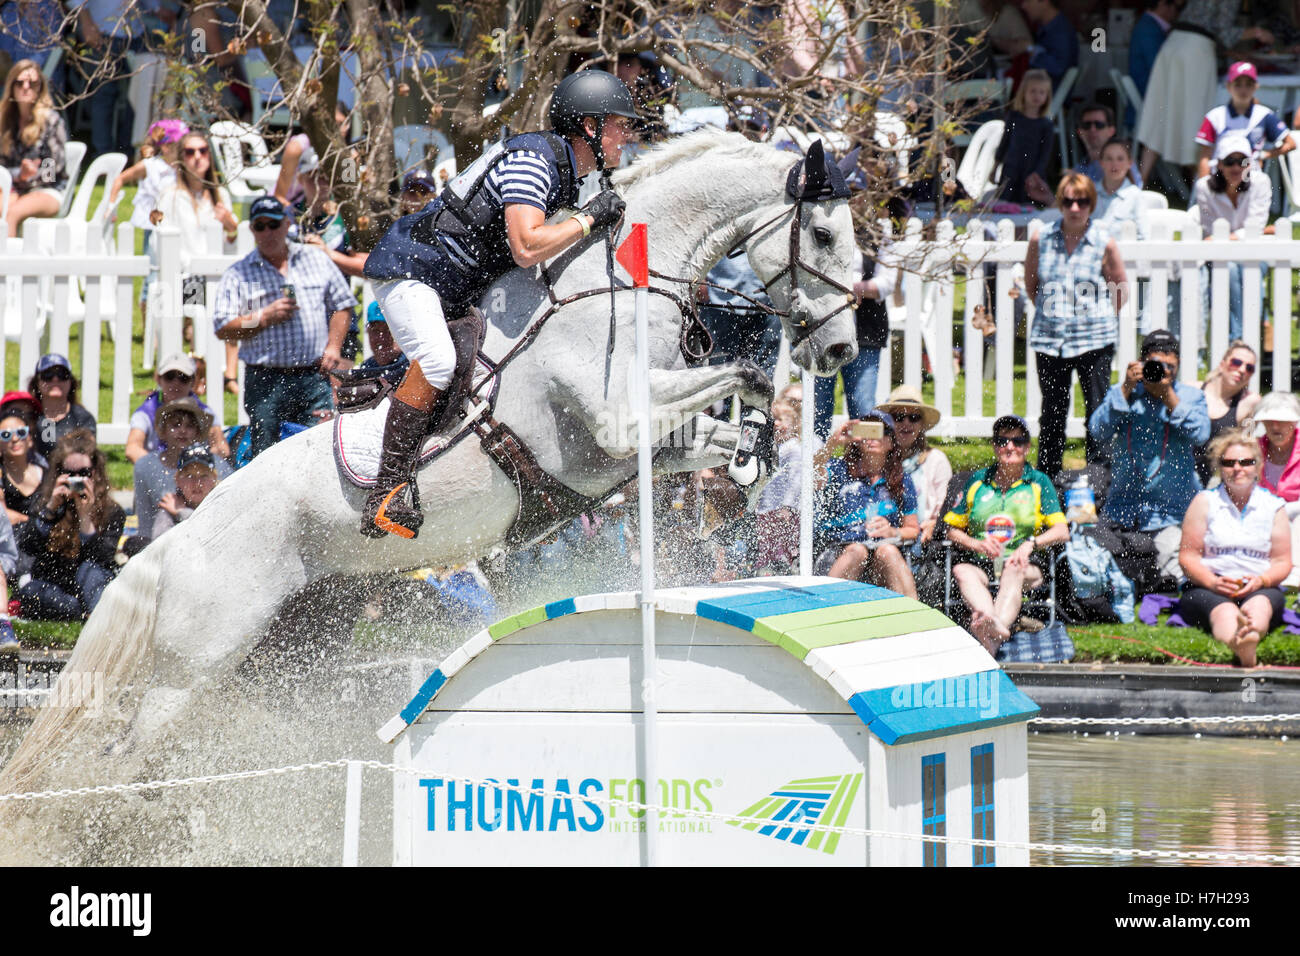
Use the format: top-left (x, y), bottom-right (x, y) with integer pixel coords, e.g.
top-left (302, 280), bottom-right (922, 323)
top-left (878, 385), bottom-right (951, 545)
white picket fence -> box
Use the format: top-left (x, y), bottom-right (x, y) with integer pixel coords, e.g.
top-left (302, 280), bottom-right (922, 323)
top-left (878, 216), bottom-right (1300, 439)
top-left (3, 212), bottom-right (1299, 446)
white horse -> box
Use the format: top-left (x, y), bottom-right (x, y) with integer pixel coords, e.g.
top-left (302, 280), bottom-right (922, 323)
top-left (0, 129), bottom-right (860, 793)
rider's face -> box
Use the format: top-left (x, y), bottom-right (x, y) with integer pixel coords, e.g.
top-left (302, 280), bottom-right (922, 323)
top-left (601, 115), bottom-right (635, 166)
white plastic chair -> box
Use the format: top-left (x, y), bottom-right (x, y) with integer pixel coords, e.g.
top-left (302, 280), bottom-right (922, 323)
top-left (956, 119), bottom-right (1003, 202)
top-left (1137, 190), bottom-right (1168, 214)
top-left (1277, 149), bottom-right (1300, 222)
top-left (209, 121), bottom-right (278, 209)
top-left (34, 153), bottom-right (128, 338)
top-left (1048, 66), bottom-right (1079, 169)
top-left (56, 141), bottom-right (87, 218)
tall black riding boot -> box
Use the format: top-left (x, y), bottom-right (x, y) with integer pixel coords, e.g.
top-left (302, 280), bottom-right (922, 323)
top-left (360, 396), bottom-right (436, 539)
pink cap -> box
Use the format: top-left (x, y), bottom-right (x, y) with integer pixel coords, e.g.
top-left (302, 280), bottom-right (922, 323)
top-left (1227, 62), bottom-right (1258, 83)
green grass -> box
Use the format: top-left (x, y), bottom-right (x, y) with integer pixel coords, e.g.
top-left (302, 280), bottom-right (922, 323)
top-left (1068, 620), bottom-right (1300, 667)
top-left (13, 618), bottom-right (82, 649)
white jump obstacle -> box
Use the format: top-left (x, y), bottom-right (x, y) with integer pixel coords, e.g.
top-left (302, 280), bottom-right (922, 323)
top-left (379, 576), bottom-right (1039, 866)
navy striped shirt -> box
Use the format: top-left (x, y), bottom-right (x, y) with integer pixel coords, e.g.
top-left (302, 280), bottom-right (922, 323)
top-left (442, 149), bottom-right (553, 269)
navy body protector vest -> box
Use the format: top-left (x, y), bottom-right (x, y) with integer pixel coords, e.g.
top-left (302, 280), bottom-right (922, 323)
top-left (364, 131), bottom-right (579, 311)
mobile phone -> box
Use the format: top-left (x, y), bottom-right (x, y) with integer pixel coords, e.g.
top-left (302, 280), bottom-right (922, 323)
top-left (850, 420), bottom-right (884, 440)
top-left (281, 284), bottom-right (297, 304)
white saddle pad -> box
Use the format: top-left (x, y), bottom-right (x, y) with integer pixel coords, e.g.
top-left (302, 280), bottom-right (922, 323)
top-left (334, 360), bottom-right (495, 488)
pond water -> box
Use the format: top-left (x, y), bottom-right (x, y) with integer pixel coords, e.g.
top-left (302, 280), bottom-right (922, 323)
top-left (1028, 733), bottom-right (1300, 866)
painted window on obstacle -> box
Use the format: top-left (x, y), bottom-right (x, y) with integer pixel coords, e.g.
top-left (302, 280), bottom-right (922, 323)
top-left (971, 743), bottom-right (996, 867)
top-left (922, 752), bottom-right (946, 867)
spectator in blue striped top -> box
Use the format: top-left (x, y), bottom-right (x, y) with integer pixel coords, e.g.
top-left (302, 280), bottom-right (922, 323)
top-left (1024, 171), bottom-right (1128, 480)
top-left (211, 196), bottom-right (356, 458)
top-left (358, 69), bottom-right (638, 540)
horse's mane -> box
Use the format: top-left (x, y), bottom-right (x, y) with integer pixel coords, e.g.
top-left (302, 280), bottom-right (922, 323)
top-left (612, 127), bottom-right (786, 192)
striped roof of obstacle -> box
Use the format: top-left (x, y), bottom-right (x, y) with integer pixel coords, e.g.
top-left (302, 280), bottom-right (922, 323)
top-left (378, 576), bottom-right (1038, 745)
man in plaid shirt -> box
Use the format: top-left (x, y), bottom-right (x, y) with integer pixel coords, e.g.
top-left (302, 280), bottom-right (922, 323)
top-left (213, 196), bottom-right (356, 457)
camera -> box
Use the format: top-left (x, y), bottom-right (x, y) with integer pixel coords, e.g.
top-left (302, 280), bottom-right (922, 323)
top-left (67, 476), bottom-right (86, 493)
top-left (1142, 359), bottom-right (1168, 383)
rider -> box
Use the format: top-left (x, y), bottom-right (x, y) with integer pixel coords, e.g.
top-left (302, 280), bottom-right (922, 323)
top-left (359, 69), bottom-right (636, 539)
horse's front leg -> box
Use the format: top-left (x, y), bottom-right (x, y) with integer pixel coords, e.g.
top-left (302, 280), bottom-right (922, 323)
top-left (651, 413), bottom-right (741, 474)
top-left (559, 360), bottom-right (772, 459)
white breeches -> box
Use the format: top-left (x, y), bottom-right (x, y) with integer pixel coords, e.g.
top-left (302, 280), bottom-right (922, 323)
top-left (372, 278), bottom-right (457, 389)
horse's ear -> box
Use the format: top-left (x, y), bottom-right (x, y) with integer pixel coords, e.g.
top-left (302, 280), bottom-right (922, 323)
top-left (803, 140), bottom-right (827, 197)
top-left (837, 146), bottom-right (861, 179)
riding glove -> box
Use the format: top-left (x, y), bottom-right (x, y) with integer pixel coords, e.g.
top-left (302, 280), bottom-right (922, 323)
top-left (583, 190), bottom-right (626, 231)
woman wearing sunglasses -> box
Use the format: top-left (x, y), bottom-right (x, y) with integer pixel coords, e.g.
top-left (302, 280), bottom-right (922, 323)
top-left (0, 403), bottom-right (43, 527)
top-left (1195, 131), bottom-right (1273, 346)
top-left (878, 385), bottom-right (951, 547)
top-left (1024, 170), bottom-right (1127, 481)
top-left (24, 353), bottom-right (97, 460)
top-left (943, 415), bottom-right (1069, 655)
top-left (1178, 428), bottom-right (1291, 668)
top-left (17, 429), bottom-right (124, 621)
top-left (0, 59), bottom-right (67, 237)
top-left (1194, 341), bottom-right (1262, 484)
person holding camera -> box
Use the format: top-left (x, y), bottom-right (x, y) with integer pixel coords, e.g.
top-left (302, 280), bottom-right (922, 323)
top-left (17, 429), bottom-right (124, 621)
top-left (1088, 330), bottom-right (1211, 593)
top-left (1178, 428), bottom-right (1291, 668)
top-left (811, 410), bottom-right (919, 597)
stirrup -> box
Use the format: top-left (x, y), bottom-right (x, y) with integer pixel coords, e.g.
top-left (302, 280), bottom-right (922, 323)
top-left (371, 481), bottom-right (423, 540)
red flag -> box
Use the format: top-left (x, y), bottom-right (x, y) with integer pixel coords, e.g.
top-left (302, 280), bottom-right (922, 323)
top-left (616, 223), bottom-right (649, 288)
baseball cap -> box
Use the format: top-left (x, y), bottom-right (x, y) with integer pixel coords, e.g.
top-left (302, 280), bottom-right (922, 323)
top-left (1227, 62), bottom-right (1258, 84)
top-left (366, 301), bottom-right (387, 325)
top-left (1214, 131), bottom-right (1254, 163)
top-left (401, 170), bottom-right (438, 193)
top-left (35, 353), bottom-right (71, 375)
top-left (249, 196), bottom-right (287, 222)
top-left (992, 414), bottom-right (1030, 437)
top-left (176, 442), bottom-right (218, 474)
top-left (157, 353), bottom-right (197, 378)
top-left (0, 390), bottom-right (41, 415)
top-left (1140, 329), bottom-right (1181, 358)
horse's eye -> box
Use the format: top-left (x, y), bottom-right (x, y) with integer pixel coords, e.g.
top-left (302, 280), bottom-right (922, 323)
top-left (813, 226), bottom-right (833, 246)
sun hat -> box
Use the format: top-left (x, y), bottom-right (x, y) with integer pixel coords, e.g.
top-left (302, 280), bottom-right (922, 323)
top-left (155, 396), bottom-right (213, 434)
top-left (1254, 392), bottom-right (1300, 430)
top-left (877, 384), bottom-right (941, 428)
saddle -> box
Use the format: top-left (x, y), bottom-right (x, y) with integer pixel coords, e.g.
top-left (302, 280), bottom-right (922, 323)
top-left (333, 306), bottom-right (487, 436)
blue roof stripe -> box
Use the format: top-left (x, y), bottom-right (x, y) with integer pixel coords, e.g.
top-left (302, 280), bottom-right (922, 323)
top-left (399, 669), bottom-right (447, 724)
top-left (693, 581), bottom-right (896, 632)
top-left (848, 672), bottom-right (1040, 745)
top-left (698, 580), bottom-right (892, 616)
top-left (545, 598), bottom-right (577, 619)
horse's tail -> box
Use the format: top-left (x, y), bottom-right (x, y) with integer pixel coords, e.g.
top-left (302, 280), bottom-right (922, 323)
top-left (0, 539), bottom-right (167, 798)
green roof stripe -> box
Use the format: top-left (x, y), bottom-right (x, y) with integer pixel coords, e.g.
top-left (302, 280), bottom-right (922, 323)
top-left (773, 607), bottom-right (954, 659)
top-left (756, 596), bottom-right (927, 631)
top-left (488, 605), bottom-right (548, 640)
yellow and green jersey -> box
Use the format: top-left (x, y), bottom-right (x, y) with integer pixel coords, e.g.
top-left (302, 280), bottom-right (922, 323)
top-left (943, 465), bottom-right (1066, 550)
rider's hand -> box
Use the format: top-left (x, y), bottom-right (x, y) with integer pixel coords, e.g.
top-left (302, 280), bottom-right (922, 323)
top-left (583, 189), bottom-right (626, 231)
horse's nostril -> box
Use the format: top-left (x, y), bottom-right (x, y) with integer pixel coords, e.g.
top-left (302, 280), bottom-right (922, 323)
top-left (825, 343), bottom-right (853, 366)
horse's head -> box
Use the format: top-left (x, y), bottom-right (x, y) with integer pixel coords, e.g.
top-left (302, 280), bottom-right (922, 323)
top-left (743, 139), bottom-right (859, 376)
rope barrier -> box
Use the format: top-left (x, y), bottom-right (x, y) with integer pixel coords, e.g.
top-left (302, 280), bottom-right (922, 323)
top-left (1030, 713), bottom-right (1300, 726)
top-left (2, 758), bottom-right (1297, 864)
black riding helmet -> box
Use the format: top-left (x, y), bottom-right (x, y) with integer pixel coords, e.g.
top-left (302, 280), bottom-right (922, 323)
top-left (549, 69), bottom-right (638, 172)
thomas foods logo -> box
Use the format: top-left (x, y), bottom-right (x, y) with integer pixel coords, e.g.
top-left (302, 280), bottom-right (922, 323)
top-left (418, 776), bottom-right (716, 834)
top-left (729, 774), bottom-right (863, 855)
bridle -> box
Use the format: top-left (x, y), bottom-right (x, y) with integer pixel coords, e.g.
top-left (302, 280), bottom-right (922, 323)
top-left (656, 139), bottom-right (859, 349)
